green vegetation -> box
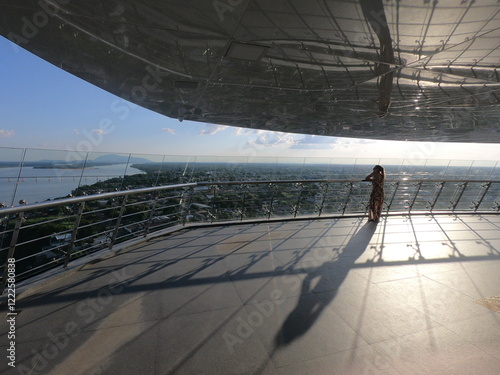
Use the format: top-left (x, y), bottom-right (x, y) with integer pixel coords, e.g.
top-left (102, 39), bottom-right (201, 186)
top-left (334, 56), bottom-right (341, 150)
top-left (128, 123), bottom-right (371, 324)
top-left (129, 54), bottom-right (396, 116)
top-left (1, 163), bottom-right (374, 280)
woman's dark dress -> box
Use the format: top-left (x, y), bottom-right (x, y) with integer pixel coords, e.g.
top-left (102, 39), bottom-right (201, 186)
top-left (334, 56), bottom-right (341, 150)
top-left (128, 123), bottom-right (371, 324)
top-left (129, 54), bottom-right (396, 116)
top-left (368, 173), bottom-right (384, 221)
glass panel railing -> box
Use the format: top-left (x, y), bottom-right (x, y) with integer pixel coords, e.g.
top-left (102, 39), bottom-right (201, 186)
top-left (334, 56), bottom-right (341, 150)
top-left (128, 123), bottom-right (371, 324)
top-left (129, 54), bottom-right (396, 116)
top-left (248, 157), bottom-right (279, 181)
top-left (1, 146), bottom-right (499, 209)
top-left (328, 158), bottom-right (355, 179)
top-left (156, 155), bottom-right (196, 184)
top-left (124, 152), bottom-right (166, 187)
top-left (444, 160), bottom-right (473, 180)
top-left (213, 156), bottom-right (250, 182)
top-left (0, 183), bottom-right (195, 285)
top-left (77, 151), bottom-right (136, 194)
top-left (303, 157), bottom-right (333, 180)
top-left (0, 147), bottom-right (25, 207)
top-left (489, 162), bottom-right (500, 180)
top-left (468, 160), bottom-right (498, 180)
top-left (399, 158), bottom-right (429, 179)
top-left (270, 182), bottom-right (301, 217)
top-left (17, 148), bottom-right (84, 204)
top-left (412, 159), bottom-right (449, 180)
top-left (275, 157), bottom-right (304, 180)
top-left (352, 158), bottom-right (381, 180)
top-left (320, 182), bottom-right (350, 215)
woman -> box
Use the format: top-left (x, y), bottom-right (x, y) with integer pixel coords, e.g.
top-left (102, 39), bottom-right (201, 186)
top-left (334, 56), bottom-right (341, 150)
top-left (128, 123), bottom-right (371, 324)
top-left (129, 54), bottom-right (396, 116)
top-left (364, 165), bottom-right (385, 222)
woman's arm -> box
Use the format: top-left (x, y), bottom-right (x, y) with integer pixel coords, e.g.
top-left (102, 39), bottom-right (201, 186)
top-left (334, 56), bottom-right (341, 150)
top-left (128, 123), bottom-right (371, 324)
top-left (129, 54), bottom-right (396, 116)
top-left (363, 172), bottom-right (374, 181)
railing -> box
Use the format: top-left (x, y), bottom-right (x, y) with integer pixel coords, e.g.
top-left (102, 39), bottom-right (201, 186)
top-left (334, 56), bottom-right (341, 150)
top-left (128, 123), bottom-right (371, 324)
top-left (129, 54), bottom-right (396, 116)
top-left (1, 178), bottom-right (499, 291)
top-left (2, 147), bottom-right (500, 208)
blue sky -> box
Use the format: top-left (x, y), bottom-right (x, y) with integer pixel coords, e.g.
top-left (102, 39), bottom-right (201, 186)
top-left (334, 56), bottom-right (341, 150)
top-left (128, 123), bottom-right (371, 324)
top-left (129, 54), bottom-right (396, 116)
top-left (0, 35), bottom-right (499, 163)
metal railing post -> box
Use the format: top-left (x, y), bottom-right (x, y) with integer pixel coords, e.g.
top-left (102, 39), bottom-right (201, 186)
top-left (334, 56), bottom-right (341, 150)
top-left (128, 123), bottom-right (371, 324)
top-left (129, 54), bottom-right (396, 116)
top-left (408, 181), bottom-right (423, 212)
top-left (341, 182), bottom-right (354, 216)
top-left (385, 181), bottom-right (400, 212)
top-left (472, 182), bottom-right (491, 212)
top-left (209, 185), bottom-right (218, 223)
top-left (143, 192), bottom-right (160, 237)
top-left (239, 184), bottom-right (248, 221)
top-left (428, 182), bottom-right (445, 212)
top-left (451, 182), bottom-right (468, 211)
top-left (268, 183), bottom-right (276, 219)
top-left (292, 183), bottom-right (304, 218)
top-left (179, 186), bottom-right (193, 225)
top-left (63, 202), bottom-right (85, 267)
top-left (1, 212), bottom-right (24, 291)
top-left (317, 182), bottom-right (329, 216)
top-left (109, 196), bottom-right (128, 249)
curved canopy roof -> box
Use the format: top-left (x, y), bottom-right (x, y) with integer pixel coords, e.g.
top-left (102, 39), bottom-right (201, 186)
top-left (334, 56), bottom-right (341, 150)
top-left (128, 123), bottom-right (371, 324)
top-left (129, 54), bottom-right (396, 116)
top-left (1, 0), bottom-right (500, 142)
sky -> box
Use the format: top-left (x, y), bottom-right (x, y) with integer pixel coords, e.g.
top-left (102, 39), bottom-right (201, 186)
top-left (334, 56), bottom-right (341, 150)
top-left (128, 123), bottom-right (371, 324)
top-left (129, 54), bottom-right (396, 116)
top-left (0, 35), bottom-right (499, 164)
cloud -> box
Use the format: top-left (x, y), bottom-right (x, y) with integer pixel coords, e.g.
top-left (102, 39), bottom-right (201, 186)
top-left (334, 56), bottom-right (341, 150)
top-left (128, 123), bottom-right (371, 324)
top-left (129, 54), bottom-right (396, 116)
top-left (199, 124), bottom-right (227, 135)
top-left (253, 131), bottom-right (298, 146)
top-left (161, 128), bottom-right (176, 134)
top-left (330, 137), bottom-right (380, 151)
top-left (234, 129), bottom-right (341, 150)
top-left (289, 135), bottom-right (339, 149)
top-left (0, 129), bottom-right (15, 138)
top-left (233, 128), bottom-right (378, 155)
top-left (92, 129), bottom-right (108, 135)
top-left (73, 129), bottom-right (81, 135)
top-left (232, 127), bottom-right (258, 136)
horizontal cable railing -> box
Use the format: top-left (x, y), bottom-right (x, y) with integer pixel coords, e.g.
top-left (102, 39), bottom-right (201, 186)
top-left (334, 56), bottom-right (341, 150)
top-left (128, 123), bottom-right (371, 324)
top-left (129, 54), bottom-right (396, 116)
top-left (1, 179), bottom-right (499, 290)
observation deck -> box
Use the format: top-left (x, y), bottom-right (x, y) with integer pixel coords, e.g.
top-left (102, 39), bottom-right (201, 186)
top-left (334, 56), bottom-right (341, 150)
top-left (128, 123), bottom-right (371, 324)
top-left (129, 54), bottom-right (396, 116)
top-left (1, 177), bottom-right (499, 374)
top-left (2, 0), bottom-right (500, 369)
top-left (1, 148), bottom-right (499, 374)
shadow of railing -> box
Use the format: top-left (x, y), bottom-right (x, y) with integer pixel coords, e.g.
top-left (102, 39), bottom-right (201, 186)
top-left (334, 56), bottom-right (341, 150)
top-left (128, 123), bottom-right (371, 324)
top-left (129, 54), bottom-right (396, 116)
top-left (12, 215), bottom-right (500, 308)
top-left (5, 213), bottom-right (500, 374)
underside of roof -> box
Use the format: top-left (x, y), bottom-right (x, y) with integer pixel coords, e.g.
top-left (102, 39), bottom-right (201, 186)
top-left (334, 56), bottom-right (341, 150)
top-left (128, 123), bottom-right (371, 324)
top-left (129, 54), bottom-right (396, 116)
top-left (1, 0), bottom-right (500, 142)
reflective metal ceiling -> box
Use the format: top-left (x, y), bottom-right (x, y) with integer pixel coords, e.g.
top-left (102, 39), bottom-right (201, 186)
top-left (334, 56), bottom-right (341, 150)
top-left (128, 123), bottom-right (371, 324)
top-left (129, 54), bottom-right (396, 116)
top-left (1, 0), bottom-right (500, 142)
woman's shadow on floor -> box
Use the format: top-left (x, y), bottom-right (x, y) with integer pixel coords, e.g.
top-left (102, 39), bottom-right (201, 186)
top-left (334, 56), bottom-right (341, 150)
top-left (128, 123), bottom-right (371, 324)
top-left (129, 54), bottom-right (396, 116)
top-left (274, 221), bottom-right (377, 347)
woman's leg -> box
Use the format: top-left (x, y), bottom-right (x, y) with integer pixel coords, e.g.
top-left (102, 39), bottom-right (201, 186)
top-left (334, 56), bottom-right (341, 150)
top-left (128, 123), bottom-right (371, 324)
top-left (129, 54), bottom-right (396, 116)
top-left (368, 196), bottom-right (376, 221)
top-left (374, 197), bottom-right (384, 220)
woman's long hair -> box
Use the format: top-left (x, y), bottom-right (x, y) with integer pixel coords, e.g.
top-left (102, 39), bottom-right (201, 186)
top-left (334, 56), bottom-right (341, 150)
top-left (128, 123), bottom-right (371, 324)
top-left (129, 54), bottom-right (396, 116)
top-left (374, 165), bottom-right (385, 178)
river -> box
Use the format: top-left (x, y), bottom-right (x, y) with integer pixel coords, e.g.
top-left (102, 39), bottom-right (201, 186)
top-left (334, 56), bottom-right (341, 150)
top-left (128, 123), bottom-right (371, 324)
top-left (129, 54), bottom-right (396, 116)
top-left (0, 164), bottom-right (145, 205)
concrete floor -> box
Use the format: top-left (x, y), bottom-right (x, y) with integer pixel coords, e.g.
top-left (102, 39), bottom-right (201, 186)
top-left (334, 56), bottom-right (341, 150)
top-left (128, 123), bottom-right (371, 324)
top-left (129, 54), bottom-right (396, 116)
top-left (1, 214), bottom-right (499, 374)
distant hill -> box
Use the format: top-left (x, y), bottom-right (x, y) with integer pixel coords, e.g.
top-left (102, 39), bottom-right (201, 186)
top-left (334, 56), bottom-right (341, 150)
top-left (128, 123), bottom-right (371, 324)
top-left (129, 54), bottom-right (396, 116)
top-left (91, 154), bottom-right (154, 164)
top-left (20, 154), bottom-right (154, 169)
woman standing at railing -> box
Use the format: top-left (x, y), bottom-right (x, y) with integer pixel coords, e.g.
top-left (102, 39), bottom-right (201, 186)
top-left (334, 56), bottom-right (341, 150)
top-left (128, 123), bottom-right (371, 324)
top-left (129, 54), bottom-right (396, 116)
top-left (363, 165), bottom-right (385, 222)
